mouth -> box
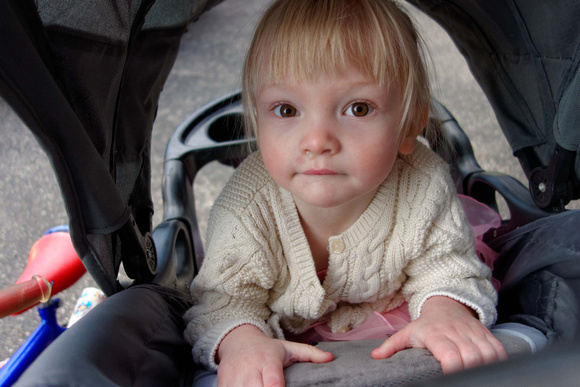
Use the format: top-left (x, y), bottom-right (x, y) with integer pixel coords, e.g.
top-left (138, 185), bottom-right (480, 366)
top-left (302, 169), bottom-right (338, 176)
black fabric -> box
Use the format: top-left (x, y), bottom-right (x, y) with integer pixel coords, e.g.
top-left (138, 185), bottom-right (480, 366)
top-left (36, 0), bottom-right (143, 44)
top-left (408, 0), bottom-right (580, 193)
top-left (0, 0), bottom-right (187, 295)
top-left (0, 0), bottom-right (131, 294)
top-left (490, 210), bottom-right (580, 342)
top-left (15, 284), bottom-right (193, 387)
top-left (0, 0), bottom-right (230, 296)
top-left (143, 0), bottom-right (227, 29)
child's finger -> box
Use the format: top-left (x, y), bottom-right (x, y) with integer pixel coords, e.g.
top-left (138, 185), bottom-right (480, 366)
top-left (427, 331), bottom-right (503, 373)
top-left (371, 330), bottom-right (412, 359)
top-left (490, 334), bottom-right (508, 362)
top-left (447, 340), bottom-right (483, 371)
top-left (425, 336), bottom-right (464, 374)
top-left (282, 341), bottom-right (334, 367)
top-left (473, 341), bottom-right (503, 366)
top-left (470, 332), bottom-right (508, 364)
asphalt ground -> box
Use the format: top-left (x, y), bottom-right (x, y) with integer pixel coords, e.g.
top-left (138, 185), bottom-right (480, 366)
top-left (0, 0), bottom-right (577, 364)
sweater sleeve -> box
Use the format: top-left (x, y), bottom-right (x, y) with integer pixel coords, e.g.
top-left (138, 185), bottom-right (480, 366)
top-left (183, 203), bottom-right (280, 370)
top-left (399, 151), bottom-right (498, 327)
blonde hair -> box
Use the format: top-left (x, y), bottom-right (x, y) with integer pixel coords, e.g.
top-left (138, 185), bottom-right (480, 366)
top-left (243, 0), bottom-right (434, 146)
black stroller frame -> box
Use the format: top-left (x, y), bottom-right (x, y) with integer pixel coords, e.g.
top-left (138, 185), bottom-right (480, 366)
top-left (1, 0), bottom-right (580, 385)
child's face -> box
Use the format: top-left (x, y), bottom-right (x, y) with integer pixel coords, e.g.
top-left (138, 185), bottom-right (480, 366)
top-left (255, 66), bottom-right (416, 212)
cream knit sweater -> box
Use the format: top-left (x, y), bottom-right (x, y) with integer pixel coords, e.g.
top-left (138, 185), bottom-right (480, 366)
top-left (183, 142), bottom-right (497, 370)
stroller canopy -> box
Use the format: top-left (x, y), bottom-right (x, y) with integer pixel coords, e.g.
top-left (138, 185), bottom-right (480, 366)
top-left (412, 0), bottom-right (580, 210)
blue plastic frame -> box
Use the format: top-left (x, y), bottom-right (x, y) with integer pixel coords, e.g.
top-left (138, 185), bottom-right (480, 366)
top-left (0, 299), bottom-right (66, 386)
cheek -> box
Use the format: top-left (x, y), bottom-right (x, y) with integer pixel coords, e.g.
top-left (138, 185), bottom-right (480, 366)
top-left (351, 142), bottom-right (399, 183)
top-left (260, 147), bottom-right (278, 172)
top-left (258, 136), bottom-right (290, 182)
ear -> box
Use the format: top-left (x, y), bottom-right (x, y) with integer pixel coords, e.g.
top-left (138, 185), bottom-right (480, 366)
top-left (398, 134), bottom-right (416, 155)
top-left (398, 107), bottom-right (429, 155)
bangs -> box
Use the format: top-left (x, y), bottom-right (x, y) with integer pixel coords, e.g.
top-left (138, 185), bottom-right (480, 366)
top-left (250, 0), bottom-right (407, 89)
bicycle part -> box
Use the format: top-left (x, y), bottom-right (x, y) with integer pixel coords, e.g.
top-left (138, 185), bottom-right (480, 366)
top-left (14, 228), bottom-right (86, 313)
top-left (0, 276), bottom-right (51, 319)
top-left (0, 299), bottom-right (65, 386)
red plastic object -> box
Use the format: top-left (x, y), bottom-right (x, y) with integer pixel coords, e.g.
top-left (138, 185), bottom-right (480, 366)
top-left (0, 276), bottom-right (51, 319)
top-left (14, 231), bottom-right (86, 314)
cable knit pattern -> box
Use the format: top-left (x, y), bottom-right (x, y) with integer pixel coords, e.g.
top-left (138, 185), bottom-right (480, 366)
top-left (183, 142), bottom-right (497, 370)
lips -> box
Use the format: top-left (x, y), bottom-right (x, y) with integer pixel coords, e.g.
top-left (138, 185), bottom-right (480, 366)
top-left (302, 169), bottom-right (338, 176)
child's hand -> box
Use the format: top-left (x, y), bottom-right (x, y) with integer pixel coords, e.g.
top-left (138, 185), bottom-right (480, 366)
top-left (216, 324), bottom-right (334, 386)
top-left (371, 296), bottom-right (507, 374)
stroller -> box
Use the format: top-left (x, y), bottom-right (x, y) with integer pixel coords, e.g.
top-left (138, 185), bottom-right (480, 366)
top-left (1, 0), bottom-right (579, 385)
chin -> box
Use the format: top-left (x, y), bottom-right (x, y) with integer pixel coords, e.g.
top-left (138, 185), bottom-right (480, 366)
top-left (298, 194), bottom-right (352, 209)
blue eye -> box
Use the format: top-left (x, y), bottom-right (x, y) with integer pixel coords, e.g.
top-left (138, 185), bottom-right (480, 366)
top-left (274, 104), bottom-right (298, 117)
top-left (346, 102), bottom-right (372, 117)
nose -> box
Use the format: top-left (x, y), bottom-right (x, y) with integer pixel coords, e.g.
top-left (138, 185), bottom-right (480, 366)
top-left (299, 118), bottom-right (340, 159)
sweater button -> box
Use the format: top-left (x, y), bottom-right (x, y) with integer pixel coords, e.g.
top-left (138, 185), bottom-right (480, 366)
top-left (330, 239), bottom-right (345, 254)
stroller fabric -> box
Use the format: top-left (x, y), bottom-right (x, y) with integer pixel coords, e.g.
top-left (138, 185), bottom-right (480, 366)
top-left (0, 0), bottom-right (224, 295)
top-left (410, 0), bottom-right (580, 209)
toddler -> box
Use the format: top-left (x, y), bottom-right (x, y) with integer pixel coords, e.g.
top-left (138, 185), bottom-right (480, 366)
top-left (184, 0), bottom-right (506, 385)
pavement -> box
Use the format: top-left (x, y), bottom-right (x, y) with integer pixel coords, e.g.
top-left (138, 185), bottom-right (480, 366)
top-left (0, 0), bottom-right (575, 364)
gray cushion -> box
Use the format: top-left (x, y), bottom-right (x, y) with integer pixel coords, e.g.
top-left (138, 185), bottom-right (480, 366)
top-left (284, 334), bottom-right (531, 386)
